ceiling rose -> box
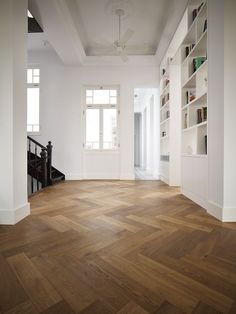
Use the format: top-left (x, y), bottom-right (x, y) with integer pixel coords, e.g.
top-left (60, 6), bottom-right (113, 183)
top-left (105, 0), bottom-right (134, 19)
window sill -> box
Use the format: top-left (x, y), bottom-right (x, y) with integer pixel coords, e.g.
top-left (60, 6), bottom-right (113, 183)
top-left (27, 132), bottom-right (41, 136)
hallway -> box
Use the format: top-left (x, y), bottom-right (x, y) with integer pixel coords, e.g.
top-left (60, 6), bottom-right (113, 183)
top-left (1, 181), bottom-right (236, 313)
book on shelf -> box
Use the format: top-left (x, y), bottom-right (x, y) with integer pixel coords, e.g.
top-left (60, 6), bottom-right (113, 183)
top-left (185, 90), bottom-right (196, 104)
top-left (193, 57), bottom-right (207, 72)
top-left (184, 113), bottom-right (188, 129)
top-left (192, 3), bottom-right (204, 24)
top-left (203, 19), bottom-right (207, 32)
top-left (166, 110), bottom-right (170, 119)
top-left (192, 9), bottom-right (198, 22)
top-left (205, 135), bottom-right (207, 154)
top-left (185, 44), bottom-right (195, 58)
top-left (197, 106), bottom-right (207, 124)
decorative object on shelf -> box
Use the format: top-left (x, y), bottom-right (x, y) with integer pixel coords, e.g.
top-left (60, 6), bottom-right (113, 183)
top-left (192, 9), bottom-right (198, 22)
top-left (203, 19), bottom-right (207, 32)
top-left (193, 57), bottom-right (207, 72)
top-left (197, 106), bottom-right (207, 124)
top-left (162, 97), bottom-right (165, 107)
top-left (189, 91), bottom-right (196, 102)
top-left (202, 106), bottom-right (207, 121)
top-left (184, 113), bottom-right (188, 129)
top-left (185, 44), bottom-right (195, 58)
top-left (160, 155), bottom-right (169, 162)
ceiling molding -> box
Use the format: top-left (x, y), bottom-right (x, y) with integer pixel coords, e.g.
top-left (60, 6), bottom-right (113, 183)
top-left (155, 0), bottom-right (188, 64)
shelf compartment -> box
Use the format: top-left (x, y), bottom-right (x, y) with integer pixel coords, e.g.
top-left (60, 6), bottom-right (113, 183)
top-left (182, 121), bottom-right (207, 132)
top-left (182, 59), bottom-right (207, 88)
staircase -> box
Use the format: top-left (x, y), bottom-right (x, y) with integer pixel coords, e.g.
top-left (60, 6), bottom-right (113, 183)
top-left (27, 136), bottom-right (65, 195)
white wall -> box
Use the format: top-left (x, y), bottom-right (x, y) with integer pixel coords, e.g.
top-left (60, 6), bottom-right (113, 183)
top-left (223, 0), bottom-right (236, 220)
top-left (0, 0), bottom-right (29, 224)
top-left (28, 51), bottom-right (159, 180)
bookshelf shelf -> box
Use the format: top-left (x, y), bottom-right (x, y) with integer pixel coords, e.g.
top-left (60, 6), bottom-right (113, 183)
top-left (182, 120), bottom-right (207, 132)
top-left (182, 59), bottom-right (207, 88)
top-left (160, 101), bottom-right (170, 111)
top-left (182, 91), bottom-right (207, 110)
top-left (160, 118), bottom-right (170, 126)
top-left (160, 84), bottom-right (170, 97)
top-left (182, 30), bottom-right (207, 66)
top-left (160, 135), bottom-right (169, 141)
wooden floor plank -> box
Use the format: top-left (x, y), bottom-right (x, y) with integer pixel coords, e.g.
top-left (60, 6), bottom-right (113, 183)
top-left (7, 253), bottom-right (62, 312)
top-left (0, 180), bottom-right (236, 313)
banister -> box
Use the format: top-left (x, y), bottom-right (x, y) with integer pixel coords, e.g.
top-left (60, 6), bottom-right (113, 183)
top-left (27, 136), bottom-right (46, 149)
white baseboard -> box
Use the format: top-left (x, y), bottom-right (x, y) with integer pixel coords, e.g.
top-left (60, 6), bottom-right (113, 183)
top-left (120, 174), bottom-right (135, 180)
top-left (0, 203), bottom-right (30, 225)
top-left (207, 201), bottom-right (223, 221)
top-left (65, 174), bottom-right (83, 180)
top-left (153, 172), bottom-right (160, 180)
top-left (83, 173), bottom-right (120, 180)
top-left (66, 173), bottom-right (135, 180)
top-left (222, 207), bottom-right (236, 222)
top-left (181, 188), bottom-right (208, 210)
top-left (160, 175), bottom-right (169, 185)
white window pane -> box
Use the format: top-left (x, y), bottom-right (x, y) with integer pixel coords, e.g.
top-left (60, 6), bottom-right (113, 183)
top-left (110, 97), bottom-right (117, 105)
top-left (27, 69), bottom-right (32, 83)
top-left (86, 97), bottom-right (93, 105)
top-left (103, 109), bottom-right (117, 149)
top-left (33, 125), bottom-right (40, 132)
top-left (86, 90), bottom-right (93, 97)
top-left (33, 69), bottom-right (40, 76)
top-left (27, 88), bottom-right (39, 126)
top-left (33, 76), bottom-right (40, 84)
top-left (110, 90), bottom-right (117, 97)
top-left (93, 90), bottom-right (109, 104)
top-left (86, 109), bottom-right (99, 149)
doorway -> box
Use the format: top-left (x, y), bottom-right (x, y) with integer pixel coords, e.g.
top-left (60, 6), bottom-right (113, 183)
top-left (134, 88), bottom-right (159, 180)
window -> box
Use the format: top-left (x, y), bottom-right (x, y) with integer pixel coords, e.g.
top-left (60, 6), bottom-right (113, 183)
top-left (27, 68), bottom-right (40, 133)
top-left (84, 87), bottom-right (119, 150)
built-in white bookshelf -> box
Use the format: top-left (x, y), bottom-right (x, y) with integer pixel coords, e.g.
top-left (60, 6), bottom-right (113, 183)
top-left (160, 57), bottom-right (171, 165)
top-left (159, 50), bottom-right (182, 186)
top-left (181, 0), bottom-right (208, 156)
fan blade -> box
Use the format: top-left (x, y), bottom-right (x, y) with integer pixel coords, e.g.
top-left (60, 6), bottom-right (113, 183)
top-left (121, 28), bottom-right (134, 44)
top-left (119, 50), bottom-right (128, 62)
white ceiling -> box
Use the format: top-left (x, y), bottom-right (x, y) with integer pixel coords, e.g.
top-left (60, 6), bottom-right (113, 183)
top-left (28, 0), bottom-right (188, 66)
top-left (67, 0), bottom-right (172, 56)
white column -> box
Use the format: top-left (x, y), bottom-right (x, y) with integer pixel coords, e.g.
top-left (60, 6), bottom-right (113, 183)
top-left (0, 0), bottom-right (29, 224)
top-left (223, 0), bottom-right (236, 221)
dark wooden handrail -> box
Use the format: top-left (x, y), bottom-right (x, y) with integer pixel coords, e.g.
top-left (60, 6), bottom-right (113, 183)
top-left (27, 136), bottom-right (46, 149)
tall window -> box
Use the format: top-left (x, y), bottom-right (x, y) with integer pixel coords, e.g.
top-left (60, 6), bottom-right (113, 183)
top-left (84, 87), bottom-right (119, 150)
top-left (27, 68), bottom-right (40, 133)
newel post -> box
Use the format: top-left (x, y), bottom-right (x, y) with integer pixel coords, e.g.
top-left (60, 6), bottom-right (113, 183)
top-left (40, 148), bottom-right (47, 188)
top-left (46, 141), bottom-right (53, 185)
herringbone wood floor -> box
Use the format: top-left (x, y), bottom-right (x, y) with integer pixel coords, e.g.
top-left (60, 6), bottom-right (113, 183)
top-left (1, 180), bottom-right (236, 314)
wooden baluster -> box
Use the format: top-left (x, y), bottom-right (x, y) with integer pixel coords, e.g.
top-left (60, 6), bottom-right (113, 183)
top-left (31, 175), bottom-right (33, 194)
top-left (40, 148), bottom-right (47, 188)
top-left (46, 141), bottom-right (53, 185)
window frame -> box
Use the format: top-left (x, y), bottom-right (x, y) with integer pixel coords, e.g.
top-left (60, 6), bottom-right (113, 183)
top-left (27, 65), bottom-right (41, 136)
top-left (83, 85), bottom-right (120, 151)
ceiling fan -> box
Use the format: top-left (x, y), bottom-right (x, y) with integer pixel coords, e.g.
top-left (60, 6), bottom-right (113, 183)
top-left (112, 9), bottom-right (134, 62)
